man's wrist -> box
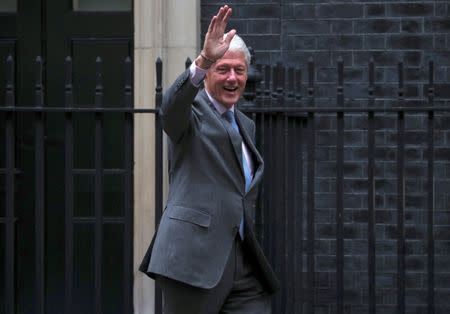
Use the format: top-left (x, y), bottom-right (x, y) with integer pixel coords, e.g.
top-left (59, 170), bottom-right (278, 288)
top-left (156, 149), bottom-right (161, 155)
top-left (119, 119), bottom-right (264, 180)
top-left (189, 61), bottom-right (207, 87)
top-left (195, 51), bottom-right (216, 70)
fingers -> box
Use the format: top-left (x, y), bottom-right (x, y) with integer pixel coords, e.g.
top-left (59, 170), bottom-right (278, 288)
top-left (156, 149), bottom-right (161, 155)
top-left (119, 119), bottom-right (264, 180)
top-left (224, 29), bottom-right (236, 45)
top-left (216, 5), bottom-right (228, 22)
top-left (207, 15), bottom-right (217, 34)
top-left (222, 6), bottom-right (232, 25)
top-left (208, 5), bottom-right (232, 35)
top-left (217, 6), bottom-right (232, 32)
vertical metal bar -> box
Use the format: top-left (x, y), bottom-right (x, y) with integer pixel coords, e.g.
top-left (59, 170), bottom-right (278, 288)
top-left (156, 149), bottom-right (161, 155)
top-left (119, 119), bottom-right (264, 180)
top-left (286, 116), bottom-right (295, 314)
top-left (278, 63), bottom-right (287, 314)
top-left (267, 66), bottom-right (278, 313)
top-left (273, 112), bottom-right (282, 314)
top-left (294, 64), bottom-right (304, 313)
top-left (94, 57), bottom-right (104, 314)
top-left (336, 57), bottom-right (344, 314)
top-left (260, 65), bottom-right (270, 250)
top-left (307, 57), bottom-right (315, 314)
top-left (256, 110), bottom-right (264, 243)
top-left (270, 63), bottom-right (282, 313)
top-left (294, 65), bottom-right (304, 311)
top-left (154, 57), bottom-right (163, 314)
top-left (35, 56), bottom-right (46, 314)
top-left (64, 56), bottom-right (74, 314)
top-left (254, 107), bottom-right (262, 241)
top-left (4, 54), bottom-right (16, 314)
top-left (296, 118), bottom-right (304, 314)
top-left (269, 64), bottom-right (277, 269)
top-left (123, 56), bottom-right (133, 314)
top-left (426, 61), bottom-right (435, 314)
top-left (397, 61), bottom-right (406, 314)
top-left (256, 109), bottom-right (265, 241)
top-left (367, 58), bottom-right (376, 314)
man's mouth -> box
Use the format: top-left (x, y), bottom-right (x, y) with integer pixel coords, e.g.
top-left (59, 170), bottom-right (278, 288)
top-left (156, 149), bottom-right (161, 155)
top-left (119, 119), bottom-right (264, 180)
top-left (223, 86), bottom-right (238, 92)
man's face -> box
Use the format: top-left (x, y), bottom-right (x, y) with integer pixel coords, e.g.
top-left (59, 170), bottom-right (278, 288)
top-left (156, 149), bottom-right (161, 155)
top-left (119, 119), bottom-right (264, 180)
top-left (204, 50), bottom-right (248, 108)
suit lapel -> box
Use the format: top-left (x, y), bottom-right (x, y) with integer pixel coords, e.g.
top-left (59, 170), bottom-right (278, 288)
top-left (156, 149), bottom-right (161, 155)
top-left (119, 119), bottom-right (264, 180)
top-left (197, 90), bottom-right (263, 194)
top-left (235, 110), bottom-right (264, 194)
top-left (220, 115), bottom-right (245, 177)
top-left (197, 91), bottom-right (245, 180)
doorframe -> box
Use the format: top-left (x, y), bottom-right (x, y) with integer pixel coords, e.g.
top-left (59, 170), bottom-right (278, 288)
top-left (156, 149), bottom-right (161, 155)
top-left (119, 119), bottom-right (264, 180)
top-left (133, 0), bottom-right (200, 313)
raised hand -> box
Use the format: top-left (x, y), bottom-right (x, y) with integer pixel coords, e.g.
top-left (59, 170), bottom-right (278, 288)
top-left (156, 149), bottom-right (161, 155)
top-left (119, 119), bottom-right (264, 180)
top-left (199, 5), bottom-right (236, 68)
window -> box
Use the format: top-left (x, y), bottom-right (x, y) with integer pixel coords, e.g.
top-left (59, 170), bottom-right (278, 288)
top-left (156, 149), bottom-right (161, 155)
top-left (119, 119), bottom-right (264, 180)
top-left (0, 0), bottom-right (16, 12)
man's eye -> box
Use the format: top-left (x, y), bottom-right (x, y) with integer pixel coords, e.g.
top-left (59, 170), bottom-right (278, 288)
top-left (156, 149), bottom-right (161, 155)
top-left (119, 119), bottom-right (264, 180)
top-left (235, 68), bottom-right (245, 75)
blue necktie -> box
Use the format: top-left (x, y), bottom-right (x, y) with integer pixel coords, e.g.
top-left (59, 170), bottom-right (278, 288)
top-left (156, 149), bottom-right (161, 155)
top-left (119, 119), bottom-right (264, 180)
top-left (223, 110), bottom-right (252, 239)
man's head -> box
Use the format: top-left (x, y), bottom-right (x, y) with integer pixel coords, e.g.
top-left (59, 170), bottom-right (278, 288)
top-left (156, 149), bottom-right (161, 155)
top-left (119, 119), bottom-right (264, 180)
top-left (204, 34), bottom-right (251, 109)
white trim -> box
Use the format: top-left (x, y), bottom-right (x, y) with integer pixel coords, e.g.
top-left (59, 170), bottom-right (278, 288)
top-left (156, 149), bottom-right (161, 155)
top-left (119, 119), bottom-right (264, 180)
top-left (133, 0), bottom-right (200, 313)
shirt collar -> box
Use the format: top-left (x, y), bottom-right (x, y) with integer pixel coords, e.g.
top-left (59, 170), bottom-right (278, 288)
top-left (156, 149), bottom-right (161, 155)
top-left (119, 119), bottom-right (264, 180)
top-left (205, 89), bottom-right (234, 115)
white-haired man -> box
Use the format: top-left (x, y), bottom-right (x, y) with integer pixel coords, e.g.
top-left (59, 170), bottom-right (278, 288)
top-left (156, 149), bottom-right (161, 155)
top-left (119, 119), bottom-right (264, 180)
top-left (140, 5), bottom-right (279, 313)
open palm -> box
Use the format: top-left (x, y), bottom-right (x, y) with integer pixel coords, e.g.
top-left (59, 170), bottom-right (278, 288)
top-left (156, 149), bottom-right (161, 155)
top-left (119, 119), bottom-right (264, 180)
top-left (202, 5), bottom-right (236, 62)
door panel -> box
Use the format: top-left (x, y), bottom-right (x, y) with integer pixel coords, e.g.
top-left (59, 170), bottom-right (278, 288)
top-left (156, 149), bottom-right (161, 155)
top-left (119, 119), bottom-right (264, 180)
top-left (0, 0), bottom-right (133, 313)
top-left (73, 0), bottom-right (131, 12)
top-left (71, 39), bottom-right (131, 107)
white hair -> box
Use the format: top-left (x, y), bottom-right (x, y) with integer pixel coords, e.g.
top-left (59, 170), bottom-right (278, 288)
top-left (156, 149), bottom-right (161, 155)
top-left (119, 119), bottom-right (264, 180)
top-left (224, 33), bottom-right (251, 67)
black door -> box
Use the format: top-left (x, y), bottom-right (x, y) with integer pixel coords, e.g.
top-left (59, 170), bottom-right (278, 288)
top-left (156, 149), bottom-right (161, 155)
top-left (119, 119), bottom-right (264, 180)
top-left (1, 1), bottom-right (133, 313)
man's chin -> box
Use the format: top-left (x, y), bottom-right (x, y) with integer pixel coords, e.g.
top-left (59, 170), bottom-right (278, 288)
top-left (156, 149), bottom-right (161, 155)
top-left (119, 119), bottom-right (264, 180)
top-left (222, 99), bottom-right (238, 108)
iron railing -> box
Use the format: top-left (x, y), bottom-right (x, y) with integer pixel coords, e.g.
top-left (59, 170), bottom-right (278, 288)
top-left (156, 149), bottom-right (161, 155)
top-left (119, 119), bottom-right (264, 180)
top-left (237, 58), bottom-right (448, 314)
top-left (1, 55), bottom-right (142, 314)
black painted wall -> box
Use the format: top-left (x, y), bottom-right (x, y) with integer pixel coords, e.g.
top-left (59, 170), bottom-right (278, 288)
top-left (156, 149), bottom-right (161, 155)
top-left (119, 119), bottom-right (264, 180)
top-left (200, 1), bottom-right (450, 314)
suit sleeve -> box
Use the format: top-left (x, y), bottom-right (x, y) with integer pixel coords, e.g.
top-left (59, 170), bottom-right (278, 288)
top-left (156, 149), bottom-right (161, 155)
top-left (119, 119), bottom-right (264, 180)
top-left (159, 69), bottom-right (199, 142)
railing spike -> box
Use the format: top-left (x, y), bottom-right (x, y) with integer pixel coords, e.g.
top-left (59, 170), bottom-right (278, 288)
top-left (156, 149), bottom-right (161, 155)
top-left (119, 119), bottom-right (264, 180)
top-left (185, 57), bottom-right (192, 69)
top-left (5, 55), bottom-right (15, 106)
top-left (95, 57), bottom-right (103, 107)
top-left (65, 56), bottom-right (73, 107)
top-left (124, 56), bottom-right (132, 108)
top-left (155, 58), bottom-right (163, 109)
top-left (156, 58), bottom-right (163, 94)
top-left (337, 58), bottom-right (344, 107)
top-left (35, 56), bottom-right (44, 107)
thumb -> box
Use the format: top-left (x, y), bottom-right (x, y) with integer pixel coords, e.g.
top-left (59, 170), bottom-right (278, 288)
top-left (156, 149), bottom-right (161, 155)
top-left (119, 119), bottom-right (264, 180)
top-left (224, 29), bottom-right (236, 45)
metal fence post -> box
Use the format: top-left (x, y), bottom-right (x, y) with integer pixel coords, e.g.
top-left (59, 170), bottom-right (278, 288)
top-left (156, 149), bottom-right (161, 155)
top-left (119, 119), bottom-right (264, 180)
top-left (4, 54), bottom-right (16, 314)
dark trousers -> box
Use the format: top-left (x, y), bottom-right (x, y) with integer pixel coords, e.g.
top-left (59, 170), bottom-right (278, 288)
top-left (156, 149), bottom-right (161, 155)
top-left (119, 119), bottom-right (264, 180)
top-left (157, 235), bottom-right (271, 314)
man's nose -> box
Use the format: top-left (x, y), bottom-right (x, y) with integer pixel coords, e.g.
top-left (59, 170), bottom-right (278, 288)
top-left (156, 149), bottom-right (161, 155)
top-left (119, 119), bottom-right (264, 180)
top-left (227, 69), bottom-right (237, 81)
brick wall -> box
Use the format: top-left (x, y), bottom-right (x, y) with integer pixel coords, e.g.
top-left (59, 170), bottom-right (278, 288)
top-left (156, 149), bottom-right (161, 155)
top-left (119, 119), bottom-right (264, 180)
top-left (201, 1), bottom-right (450, 104)
top-left (201, 1), bottom-right (450, 313)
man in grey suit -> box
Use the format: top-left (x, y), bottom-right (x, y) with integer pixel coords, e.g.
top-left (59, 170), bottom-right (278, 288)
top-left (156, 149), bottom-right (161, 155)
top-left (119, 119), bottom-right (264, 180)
top-left (139, 5), bottom-right (279, 313)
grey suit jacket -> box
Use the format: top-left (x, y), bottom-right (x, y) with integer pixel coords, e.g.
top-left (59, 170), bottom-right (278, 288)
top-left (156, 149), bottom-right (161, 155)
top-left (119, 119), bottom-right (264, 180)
top-left (139, 69), bottom-right (279, 294)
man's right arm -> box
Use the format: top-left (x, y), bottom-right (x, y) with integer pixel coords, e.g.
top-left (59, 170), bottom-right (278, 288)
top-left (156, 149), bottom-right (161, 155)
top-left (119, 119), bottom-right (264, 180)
top-left (159, 5), bottom-right (235, 142)
top-left (159, 69), bottom-right (199, 143)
